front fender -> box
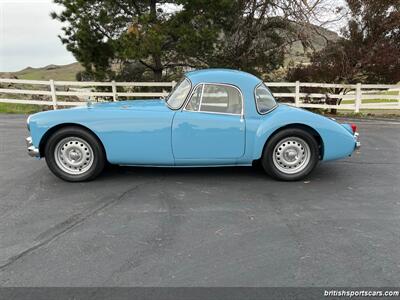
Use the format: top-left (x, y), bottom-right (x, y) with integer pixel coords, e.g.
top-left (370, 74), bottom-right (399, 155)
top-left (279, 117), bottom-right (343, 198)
top-left (27, 107), bottom-right (104, 155)
top-left (252, 105), bottom-right (356, 161)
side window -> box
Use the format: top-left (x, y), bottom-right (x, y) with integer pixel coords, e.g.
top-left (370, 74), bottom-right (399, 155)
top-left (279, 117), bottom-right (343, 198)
top-left (255, 83), bottom-right (277, 114)
top-left (200, 84), bottom-right (242, 115)
top-left (185, 84), bottom-right (203, 111)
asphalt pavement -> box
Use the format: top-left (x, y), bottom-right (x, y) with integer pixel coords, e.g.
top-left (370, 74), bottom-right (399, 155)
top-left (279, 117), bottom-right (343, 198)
top-left (0, 114), bottom-right (399, 287)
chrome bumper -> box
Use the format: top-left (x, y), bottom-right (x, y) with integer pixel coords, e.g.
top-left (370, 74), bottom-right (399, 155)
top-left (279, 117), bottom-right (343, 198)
top-left (354, 132), bottom-right (361, 149)
top-left (26, 137), bottom-right (40, 157)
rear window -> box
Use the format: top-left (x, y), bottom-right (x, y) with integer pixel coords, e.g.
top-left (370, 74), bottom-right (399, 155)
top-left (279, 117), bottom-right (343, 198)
top-left (255, 83), bottom-right (277, 114)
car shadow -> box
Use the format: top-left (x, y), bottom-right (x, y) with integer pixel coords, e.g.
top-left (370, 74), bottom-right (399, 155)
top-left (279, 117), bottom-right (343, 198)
top-left (100, 164), bottom-right (268, 180)
top-left (97, 163), bottom-right (340, 183)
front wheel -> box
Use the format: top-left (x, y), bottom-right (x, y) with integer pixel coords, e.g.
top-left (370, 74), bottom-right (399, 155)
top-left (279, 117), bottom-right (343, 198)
top-left (44, 127), bottom-right (105, 182)
top-left (262, 128), bottom-right (319, 181)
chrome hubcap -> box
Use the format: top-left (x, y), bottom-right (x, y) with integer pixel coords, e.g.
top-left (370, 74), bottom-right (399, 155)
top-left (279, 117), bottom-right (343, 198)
top-left (54, 137), bottom-right (94, 175)
top-left (272, 137), bottom-right (310, 174)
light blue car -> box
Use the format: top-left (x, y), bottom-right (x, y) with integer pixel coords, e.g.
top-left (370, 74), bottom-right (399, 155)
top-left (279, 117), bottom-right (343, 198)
top-left (26, 69), bottom-right (360, 182)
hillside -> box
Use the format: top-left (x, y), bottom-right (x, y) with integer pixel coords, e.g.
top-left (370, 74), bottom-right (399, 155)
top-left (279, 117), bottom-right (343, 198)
top-left (285, 25), bottom-right (340, 66)
top-left (0, 62), bottom-right (84, 81)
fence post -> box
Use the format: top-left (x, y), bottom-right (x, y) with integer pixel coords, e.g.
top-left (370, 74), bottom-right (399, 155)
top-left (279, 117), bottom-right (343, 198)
top-left (355, 83), bottom-right (362, 113)
top-left (49, 80), bottom-right (57, 110)
top-left (295, 81), bottom-right (300, 107)
top-left (111, 80), bottom-right (117, 102)
top-left (397, 88), bottom-right (400, 109)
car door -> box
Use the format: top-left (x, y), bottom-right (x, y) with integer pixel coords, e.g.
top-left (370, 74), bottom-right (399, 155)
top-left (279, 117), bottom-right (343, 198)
top-left (172, 83), bottom-right (245, 163)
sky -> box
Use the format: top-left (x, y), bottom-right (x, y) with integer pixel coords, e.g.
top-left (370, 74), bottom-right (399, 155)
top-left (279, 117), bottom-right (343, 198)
top-left (0, 0), bottom-right (76, 72)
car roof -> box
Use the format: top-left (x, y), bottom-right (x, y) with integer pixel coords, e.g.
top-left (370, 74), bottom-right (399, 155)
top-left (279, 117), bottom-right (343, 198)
top-left (185, 68), bottom-right (262, 88)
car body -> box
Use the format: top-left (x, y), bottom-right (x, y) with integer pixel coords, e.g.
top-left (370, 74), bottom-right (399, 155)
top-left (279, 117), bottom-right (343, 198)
top-left (26, 69), bottom-right (360, 181)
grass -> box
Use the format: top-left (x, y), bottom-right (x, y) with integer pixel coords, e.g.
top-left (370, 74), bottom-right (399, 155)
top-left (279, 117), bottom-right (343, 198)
top-left (0, 103), bottom-right (44, 114)
top-left (342, 98), bottom-right (398, 104)
top-left (340, 89), bottom-right (399, 104)
top-left (329, 109), bottom-right (400, 118)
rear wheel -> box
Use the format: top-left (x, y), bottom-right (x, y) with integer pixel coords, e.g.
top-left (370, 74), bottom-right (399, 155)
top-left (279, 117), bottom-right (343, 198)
top-left (262, 128), bottom-right (319, 181)
top-left (44, 127), bottom-right (105, 182)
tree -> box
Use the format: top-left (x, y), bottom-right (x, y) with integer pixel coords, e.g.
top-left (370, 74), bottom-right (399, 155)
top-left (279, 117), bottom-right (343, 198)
top-left (52, 0), bottom-right (234, 81)
top-left (185, 0), bottom-right (347, 77)
top-left (287, 0), bottom-right (400, 84)
top-left (170, 0), bottom-right (317, 77)
top-left (205, 1), bottom-right (289, 76)
top-left (52, 0), bottom-right (333, 81)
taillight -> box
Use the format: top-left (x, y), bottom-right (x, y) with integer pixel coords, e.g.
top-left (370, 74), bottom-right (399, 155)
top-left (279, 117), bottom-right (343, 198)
top-left (350, 123), bottom-right (357, 134)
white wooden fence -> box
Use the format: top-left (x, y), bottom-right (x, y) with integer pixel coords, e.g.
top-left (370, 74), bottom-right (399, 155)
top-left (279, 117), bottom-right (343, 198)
top-left (1, 78), bottom-right (399, 112)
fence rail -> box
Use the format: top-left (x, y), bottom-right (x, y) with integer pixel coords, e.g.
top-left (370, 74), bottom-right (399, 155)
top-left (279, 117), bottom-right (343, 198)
top-left (0, 78), bottom-right (399, 112)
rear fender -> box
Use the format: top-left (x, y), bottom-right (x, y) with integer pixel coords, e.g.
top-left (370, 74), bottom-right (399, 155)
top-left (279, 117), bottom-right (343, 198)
top-left (252, 105), bottom-right (356, 161)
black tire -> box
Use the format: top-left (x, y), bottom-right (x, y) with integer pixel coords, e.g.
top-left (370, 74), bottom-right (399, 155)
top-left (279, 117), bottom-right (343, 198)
top-left (44, 126), bottom-right (105, 182)
top-left (261, 128), bottom-right (319, 181)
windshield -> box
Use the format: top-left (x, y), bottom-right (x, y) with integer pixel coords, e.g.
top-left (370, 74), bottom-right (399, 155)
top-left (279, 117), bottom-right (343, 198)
top-left (254, 83), bottom-right (277, 114)
top-left (166, 78), bottom-right (191, 109)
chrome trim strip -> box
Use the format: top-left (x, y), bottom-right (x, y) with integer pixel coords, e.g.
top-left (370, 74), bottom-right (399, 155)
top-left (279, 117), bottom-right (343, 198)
top-left (26, 115), bottom-right (31, 131)
top-left (182, 82), bottom-right (202, 112)
top-left (198, 84), bottom-right (205, 111)
top-left (181, 109), bottom-right (243, 117)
